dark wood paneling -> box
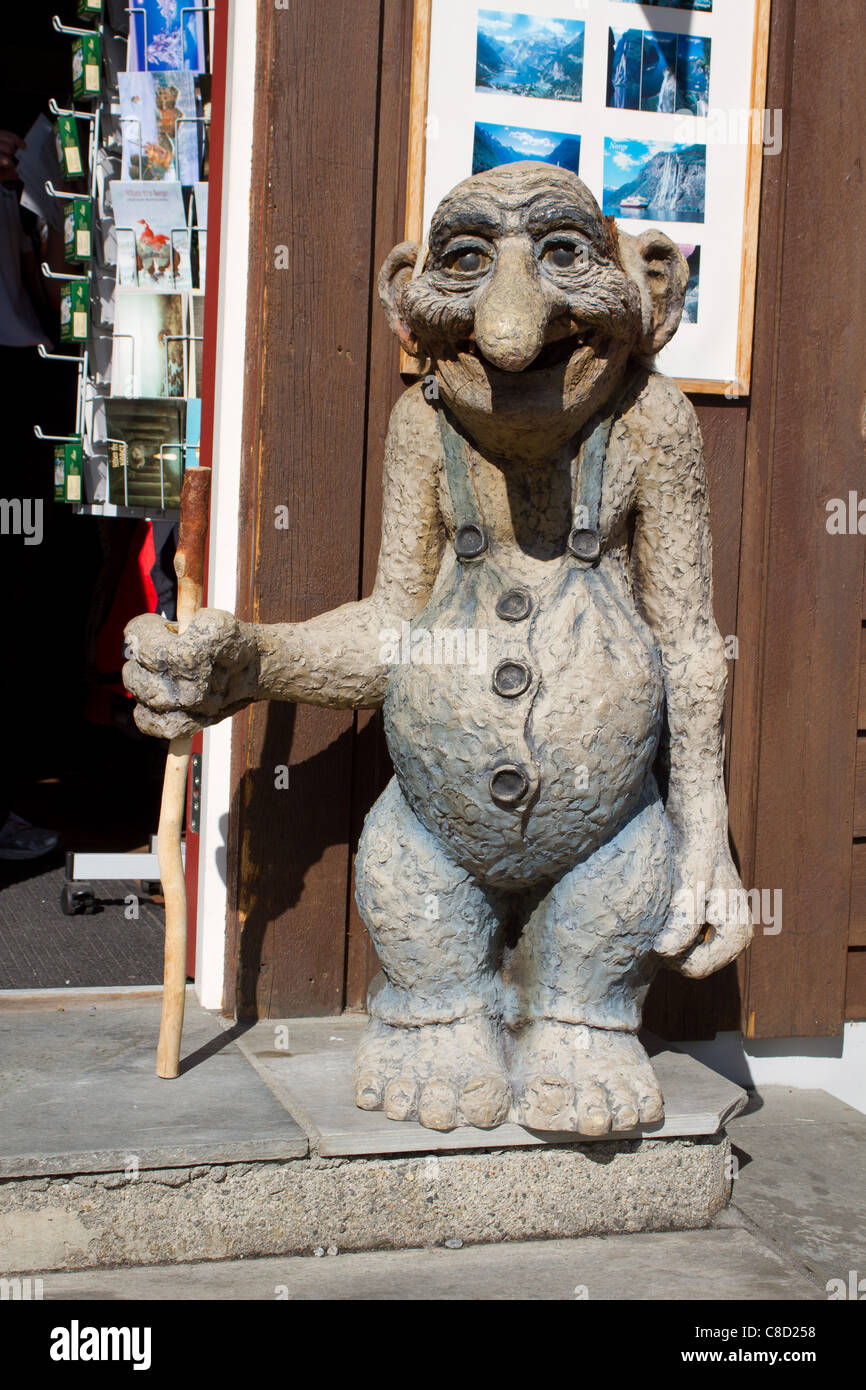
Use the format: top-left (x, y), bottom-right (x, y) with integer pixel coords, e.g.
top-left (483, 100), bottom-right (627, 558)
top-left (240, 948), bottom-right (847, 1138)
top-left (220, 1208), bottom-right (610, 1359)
top-left (854, 740), bottom-right (866, 839)
top-left (859, 627), bottom-right (866, 728)
top-left (845, 950), bottom-right (866, 1020)
top-left (344, 0), bottom-right (417, 1012)
top-left (226, 0), bottom-right (388, 1016)
top-left (849, 842), bottom-right (866, 947)
top-left (734, 0), bottom-right (866, 1037)
top-left (725, 0), bottom-right (797, 1039)
top-left (644, 398), bottom-right (748, 1040)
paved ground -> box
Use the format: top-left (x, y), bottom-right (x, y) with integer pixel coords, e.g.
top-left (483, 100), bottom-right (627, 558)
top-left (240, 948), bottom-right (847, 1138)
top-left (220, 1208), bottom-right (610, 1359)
top-left (727, 1088), bottom-right (866, 1290)
top-left (2, 995), bottom-right (862, 1300)
top-left (0, 991), bottom-right (304, 1175)
top-left (38, 1226), bottom-right (822, 1301)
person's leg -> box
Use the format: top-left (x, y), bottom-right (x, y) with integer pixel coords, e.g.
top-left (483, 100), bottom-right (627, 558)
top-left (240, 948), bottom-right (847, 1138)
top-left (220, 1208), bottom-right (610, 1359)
top-left (353, 776), bottom-right (511, 1130)
top-left (504, 778), bottom-right (674, 1132)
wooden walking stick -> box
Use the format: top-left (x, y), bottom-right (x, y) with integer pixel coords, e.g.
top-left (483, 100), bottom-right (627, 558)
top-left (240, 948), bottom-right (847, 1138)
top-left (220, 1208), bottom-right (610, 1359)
top-left (156, 466), bottom-right (212, 1079)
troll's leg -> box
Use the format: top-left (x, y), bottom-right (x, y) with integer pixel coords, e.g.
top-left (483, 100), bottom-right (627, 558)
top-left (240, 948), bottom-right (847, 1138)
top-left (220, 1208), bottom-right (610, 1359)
top-left (504, 778), bottom-right (673, 1133)
top-left (353, 777), bottom-right (509, 1130)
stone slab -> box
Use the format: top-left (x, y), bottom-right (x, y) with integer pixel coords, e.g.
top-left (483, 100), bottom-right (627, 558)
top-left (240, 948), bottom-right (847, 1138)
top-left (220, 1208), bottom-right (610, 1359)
top-left (0, 1135), bottom-right (728, 1273)
top-left (0, 991), bottom-right (307, 1177)
top-left (728, 1086), bottom-right (866, 1289)
top-left (239, 1022), bottom-right (748, 1156)
top-left (36, 1228), bottom-right (822, 1301)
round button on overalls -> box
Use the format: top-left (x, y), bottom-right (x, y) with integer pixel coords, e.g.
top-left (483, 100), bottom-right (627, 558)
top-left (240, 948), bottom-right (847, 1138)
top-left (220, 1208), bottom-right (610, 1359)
top-left (492, 659), bottom-right (532, 698)
top-left (454, 523), bottom-right (487, 559)
top-left (568, 528), bottom-right (601, 563)
top-left (495, 587), bottom-right (533, 622)
top-left (489, 763), bottom-right (530, 808)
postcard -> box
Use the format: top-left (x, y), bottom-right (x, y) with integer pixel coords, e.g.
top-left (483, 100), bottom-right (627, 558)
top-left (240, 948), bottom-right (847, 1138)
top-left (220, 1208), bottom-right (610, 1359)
top-left (105, 398), bottom-right (186, 510)
top-left (603, 138), bottom-right (706, 223)
top-left (119, 71), bottom-right (199, 183)
top-left (192, 181), bottom-right (208, 287)
top-left (608, 28), bottom-right (711, 116)
top-left (473, 122), bottom-right (580, 177)
top-left (476, 10), bottom-right (584, 103)
top-left (109, 182), bottom-right (192, 291)
top-left (614, 1), bottom-right (712, 11)
top-left (678, 244), bottom-right (701, 324)
top-left (185, 397), bottom-right (202, 472)
top-left (189, 291), bottom-right (205, 395)
top-left (111, 292), bottom-right (186, 398)
top-left (128, 0), bottom-right (206, 75)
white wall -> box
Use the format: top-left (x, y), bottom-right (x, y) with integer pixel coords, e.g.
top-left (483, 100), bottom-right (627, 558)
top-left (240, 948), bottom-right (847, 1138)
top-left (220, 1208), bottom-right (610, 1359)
top-left (195, 0), bottom-right (257, 1009)
top-left (678, 1022), bottom-right (866, 1115)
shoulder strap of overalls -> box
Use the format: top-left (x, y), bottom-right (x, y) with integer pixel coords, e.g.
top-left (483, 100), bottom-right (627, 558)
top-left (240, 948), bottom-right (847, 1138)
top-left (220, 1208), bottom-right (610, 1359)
top-left (568, 368), bottom-right (640, 566)
top-left (437, 406), bottom-right (488, 561)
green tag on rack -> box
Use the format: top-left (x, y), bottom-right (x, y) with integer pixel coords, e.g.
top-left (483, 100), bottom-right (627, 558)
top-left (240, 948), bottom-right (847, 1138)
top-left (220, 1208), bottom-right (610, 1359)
top-left (77, 0), bottom-right (103, 16)
top-left (60, 281), bottom-right (89, 343)
top-left (55, 116), bottom-right (83, 180)
top-left (54, 441), bottom-right (83, 504)
top-left (63, 199), bottom-right (92, 263)
top-left (72, 33), bottom-right (101, 99)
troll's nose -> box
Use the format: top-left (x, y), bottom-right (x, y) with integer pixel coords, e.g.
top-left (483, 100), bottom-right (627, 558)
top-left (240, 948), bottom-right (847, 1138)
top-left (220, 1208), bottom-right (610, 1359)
top-left (473, 238), bottom-right (551, 372)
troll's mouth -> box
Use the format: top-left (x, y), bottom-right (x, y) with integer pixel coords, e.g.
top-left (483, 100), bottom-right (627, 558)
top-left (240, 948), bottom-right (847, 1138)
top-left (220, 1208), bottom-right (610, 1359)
top-left (524, 327), bottom-right (606, 372)
top-left (456, 326), bottom-right (607, 374)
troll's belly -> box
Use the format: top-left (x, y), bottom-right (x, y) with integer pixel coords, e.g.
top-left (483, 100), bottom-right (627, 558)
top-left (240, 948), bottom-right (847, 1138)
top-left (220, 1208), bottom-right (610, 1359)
top-left (382, 565), bottom-right (664, 888)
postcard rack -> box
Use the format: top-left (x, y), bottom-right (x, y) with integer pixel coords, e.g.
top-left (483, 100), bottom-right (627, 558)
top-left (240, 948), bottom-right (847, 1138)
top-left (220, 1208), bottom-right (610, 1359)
top-left (30, 2), bottom-right (214, 915)
top-left (35, 2), bottom-right (212, 524)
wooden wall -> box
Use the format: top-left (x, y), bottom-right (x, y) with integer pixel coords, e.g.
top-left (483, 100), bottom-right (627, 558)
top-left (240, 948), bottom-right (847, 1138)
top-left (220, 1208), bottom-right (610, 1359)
top-left (225, 0), bottom-right (866, 1037)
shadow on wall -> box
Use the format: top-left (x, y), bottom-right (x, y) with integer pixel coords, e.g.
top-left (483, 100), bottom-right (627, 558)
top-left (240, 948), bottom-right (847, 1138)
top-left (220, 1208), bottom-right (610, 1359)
top-left (676, 1024), bottom-right (866, 1117)
top-left (227, 702), bottom-right (391, 1018)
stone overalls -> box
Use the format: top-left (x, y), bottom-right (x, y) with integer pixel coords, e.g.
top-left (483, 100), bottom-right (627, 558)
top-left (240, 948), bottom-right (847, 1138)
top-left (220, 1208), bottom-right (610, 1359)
top-left (355, 389), bottom-right (675, 1036)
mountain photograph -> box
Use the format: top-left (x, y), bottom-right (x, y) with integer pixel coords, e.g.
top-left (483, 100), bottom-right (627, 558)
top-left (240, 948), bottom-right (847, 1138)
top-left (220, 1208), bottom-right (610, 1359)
top-left (603, 138), bottom-right (706, 223)
top-left (475, 10), bottom-right (585, 103)
top-left (472, 122), bottom-right (581, 177)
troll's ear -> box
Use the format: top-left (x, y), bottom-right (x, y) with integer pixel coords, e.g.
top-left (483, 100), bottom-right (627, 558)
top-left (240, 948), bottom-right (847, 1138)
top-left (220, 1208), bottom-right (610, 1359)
top-left (617, 228), bottom-right (689, 355)
top-left (377, 241), bottom-right (423, 356)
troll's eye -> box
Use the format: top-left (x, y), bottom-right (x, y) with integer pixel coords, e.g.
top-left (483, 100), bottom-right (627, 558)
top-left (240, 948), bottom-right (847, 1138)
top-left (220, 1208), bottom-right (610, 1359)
top-left (540, 241), bottom-right (581, 271)
top-left (443, 244), bottom-right (491, 275)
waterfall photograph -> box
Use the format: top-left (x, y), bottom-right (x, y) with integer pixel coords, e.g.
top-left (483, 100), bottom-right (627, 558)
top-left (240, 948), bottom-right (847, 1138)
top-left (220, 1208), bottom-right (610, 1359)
top-left (603, 137), bottom-right (706, 222)
top-left (607, 27), bottom-right (711, 115)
